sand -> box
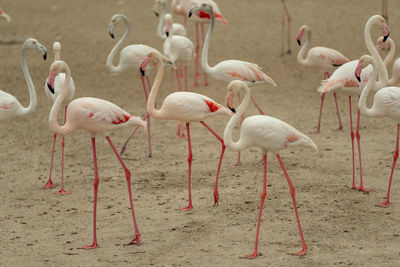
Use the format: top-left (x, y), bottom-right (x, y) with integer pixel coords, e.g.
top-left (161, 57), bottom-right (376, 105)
top-left (2, 0), bottom-right (400, 266)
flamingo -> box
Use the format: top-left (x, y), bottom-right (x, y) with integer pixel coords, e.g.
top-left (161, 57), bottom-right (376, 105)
top-left (190, 3), bottom-right (277, 166)
top-left (296, 24), bottom-right (350, 133)
top-left (184, 0), bottom-right (227, 87)
top-left (47, 60), bottom-right (146, 249)
top-left (280, 0), bottom-right (291, 56)
top-left (356, 55), bottom-right (400, 207)
top-left (0, 8), bottom-right (10, 22)
top-left (0, 38), bottom-right (46, 221)
top-left (143, 50), bottom-right (232, 209)
top-left (318, 15), bottom-right (389, 192)
top-left (154, 0), bottom-right (186, 39)
top-left (107, 13), bottom-right (157, 158)
top-left (171, 0), bottom-right (187, 28)
top-left (42, 42), bottom-right (75, 194)
top-left (223, 80), bottom-right (317, 258)
top-left (376, 37), bottom-right (400, 86)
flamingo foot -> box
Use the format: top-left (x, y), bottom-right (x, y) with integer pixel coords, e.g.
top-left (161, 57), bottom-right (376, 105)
top-left (240, 251), bottom-right (260, 259)
top-left (311, 129), bottom-right (320, 134)
top-left (43, 179), bottom-right (55, 189)
top-left (377, 200), bottom-right (390, 208)
top-left (176, 134), bottom-right (186, 139)
top-left (179, 204), bottom-right (193, 211)
top-left (55, 188), bottom-right (71, 195)
top-left (125, 233), bottom-right (141, 246)
top-left (349, 185), bottom-right (371, 193)
top-left (232, 161), bottom-right (241, 167)
top-left (80, 241), bottom-right (98, 249)
top-left (334, 126), bottom-right (344, 131)
top-left (213, 190), bottom-right (219, 207)
top-left (296, 246), bottom-right (307, 256)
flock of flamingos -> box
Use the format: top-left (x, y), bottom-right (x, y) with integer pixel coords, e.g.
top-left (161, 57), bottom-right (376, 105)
top-left (1, 0), bottom-right (400, 260)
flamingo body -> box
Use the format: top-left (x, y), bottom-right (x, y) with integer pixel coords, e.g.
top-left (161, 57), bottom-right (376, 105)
top-left (163, 35), bottom-right (194, 64)
top-left (301, 46), bottom-right (349, 70)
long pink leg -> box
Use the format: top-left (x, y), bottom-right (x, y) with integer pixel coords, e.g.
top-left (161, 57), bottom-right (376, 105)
top-left (145, 76), bottom-right (153, 158)
top-left (200, 121), bottom-right (226, 206)
top-left (348, 96), bottom-right (357, 190)
top-left (81, 137), bottom-right (100, 249)
top-left (314, 72), bottom-right (328, 134)
top-left (200, 23), bottom-right (208, 86)
top-left (56, 105), bottom-right (70, 194)
top-left (333, 92), bottom-right (343, 130)
top-left (249, 93), bottom-right (265, 115)
top-left (43, 133), bottom-right (57, 189)
top-left (176, 69), bottom-right (186, 139)
top-left (180, 123), bottom-right (193, 211)
top-left (378, 124), bottom-right (400, 207)
top-left (106, 136), bottom-right (141, 245)
top-left (184, 65), bottom-right (188, 92)
top-left (193, 23), bottom-right (200, 87)
top-left (120, 114), bottom-right (149, 155)
top-left (234, 91), bottom-right (244, 166)
top-left (276, 154), bottom-right (307, 255)
top-left (241, 154), bottom-right (267, 259)
top-left (355, 107), bottom-right (370, 192)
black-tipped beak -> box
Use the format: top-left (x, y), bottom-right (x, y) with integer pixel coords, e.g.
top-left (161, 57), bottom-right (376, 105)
top-left (166, 31), bottom-right (169, 37)
top-left (188, 10), bottom-right (193, 18)
top-left (47, 83), bottom-right (55, 94)
top-left (297, 39), bottom-right (301, 46)
top-left (154, 11), bottom-right (159, 17)
top-left (356, 75), bottom-right (361, 83)
top-left (140, 67), bottom-right (145, 76)
top-left (229, 107), bottom-right (236, 113)
top-left (43, 52), bottom-right (47, 60)
top-left (109, 31), bottom-right (115, 39)
top-left (383, 34), bottom-right (389, 42)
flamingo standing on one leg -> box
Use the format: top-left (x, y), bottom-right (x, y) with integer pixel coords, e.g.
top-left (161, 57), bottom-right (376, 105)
top-left (106, 13), bottom-right (158, 157)
top-left (154, 0), bottom-right (186, 38)
top-left (47, 60), bottom-right (146, 249)
top-left (318, 15), bottom-right (390, 192)
top-left (224, 80), bottom-right (317, 258)
top-left (280, 0), bottom-right (291, 56)
top-left (143, 50), bottom-right (232, 209)
top-left (0, 38), bottom-right (46, 221)
top-left (42, 42), bottom-right (75, 194)
top-left (190, 3), bottom-right (277, 166)
top-left (296, 24), bottom-right (350, 133)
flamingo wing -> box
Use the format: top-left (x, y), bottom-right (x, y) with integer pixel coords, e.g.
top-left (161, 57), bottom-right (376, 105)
top-left (308, 47), bottom-right (349, 68)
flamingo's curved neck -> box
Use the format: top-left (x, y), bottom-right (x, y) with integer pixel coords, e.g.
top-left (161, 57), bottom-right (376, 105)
top-left (18, 44), bottom-right (37, 116)
top-left (297, 27), bottom-right (311, 66)
top-left (365, 18), bottom-right (388, 88)
top-left (359, 58), bottom-right (380, 117)
top-left (157, 3), bottom-right (168, 40)
top-left (389, 60), bottom-right (400, 86)
top-left (147, 56), bottom-right (166, 119)
top-left (223, 86), bottom-right (250, 152)
top-left (49, 62), bottom-right (74, 136)
top-left (106, 16), bottom-right (130, 73)
top-left (201, 7), bottom-right (215, 74)
top-left (383, 38), bottom-right (395, 68)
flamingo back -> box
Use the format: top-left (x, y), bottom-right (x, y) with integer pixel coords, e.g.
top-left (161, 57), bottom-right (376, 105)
top-left (0, 90), bottom-right (20, 120)
top-left (118, 45), bottom-right (156, 73)
top-left (372, 86), bottom-right (400, 121)
top-left (306, 46), bottom-right (349, 71)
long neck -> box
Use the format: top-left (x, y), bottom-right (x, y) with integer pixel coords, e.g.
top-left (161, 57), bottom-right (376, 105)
top-left (359, 60), bottom-right (379, 117)
top-left (18, 45), bottom-right (37, 116)
top-left (297, 27), bottom-right (311, 66)
top-left (223, 86), bottom-right (250, 152)
top-left (146, 58), bottom-right (165, 119)
top-left (383, 39), bottom-right (395, 68)
top-left (49, 63), bottom-right (74, 135)
top-left (365, 20), bottom-right (388, 88)
top-left (157, 3), bottom-right (168, 40)
top-left (106, 17), bottom-right (130, 73)
top-left (201, 8), bottom-right (214, 74)
top-left (388, 59), bottom-right (400, 86)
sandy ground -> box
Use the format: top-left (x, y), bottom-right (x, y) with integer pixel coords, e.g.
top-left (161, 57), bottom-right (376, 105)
top-left (2, 0), bottom-right (400, 266)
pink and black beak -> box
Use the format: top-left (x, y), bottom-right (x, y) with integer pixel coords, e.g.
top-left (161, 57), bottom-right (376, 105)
top-left (46, 70), bottom-right (56, 94)
top-left (140, 56), bottom-right (150, 76)
top-left (354, 63), bottom-right (362, 83)
top-left (296, 29), bottom-right (304, 46)
top-left (382, 23), bottom-right (390, 42)
top-left (225, 90), bottom-right (236, 113)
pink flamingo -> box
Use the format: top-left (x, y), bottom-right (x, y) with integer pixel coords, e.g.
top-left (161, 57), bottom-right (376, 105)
top-left (318, 15), bottom-right (389, 192)
top-left (296, 24), bottom-right (350, 133)
top-left (0, 38), bottom-right (46, 221)
top-left (184, 0), bottom-right (227, 87)
top-left (107, 13), bottom-right (157, 158)
top-left (190, 3), bottom-right (277, 166)
top-left (172, 0), bottom-right (187, 28)
top-left (154, 0), bottom-right (186, 38)
top-left (42, 42), bottom-right (75, 194)
top-left (376, 37), bottom-right (400, 86)
top-left (0, 8), bottom-right (10, 22)
top-left (48, 60), bottom-right (146, 249)
top-left (143, 50), bottom-right (232, 209)
top-left (280, 0), bottom-right (291, 56)
top-left (356, 55), bottom-right (400, 207)
top-left (224, 80), bottom-right (317, 258)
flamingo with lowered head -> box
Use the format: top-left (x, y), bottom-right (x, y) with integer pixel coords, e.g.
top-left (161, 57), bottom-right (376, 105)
top-left (296, 24), bottom-right (350, 133)
top-left (356, 55), bottom-right (400, 207)
top-left (154, 0), bottom-right (186, 39)
top-left (143, 50), bottom-right (232, 209)
top-left (318, 15), bottom-right (390, 192)
top-left (107, 13), bottom-right (157, 158)
top-left (48, 60), bottom-right (146, 249)
top-left (224, 80), bottom-right (317, 258)
top-left (42, 42), bottom-right (75, 195)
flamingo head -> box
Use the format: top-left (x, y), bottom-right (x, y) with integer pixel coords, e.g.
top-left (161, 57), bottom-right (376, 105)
top-left (370, 15), bottom-right (390, 42)
top-left (108, 14), bottom-right (127, 39)
top-left (164, 13), bottom-right (172, 37)
top-left (47, 60), bottom-right (66, 93)
top-left (0, 9), bottom-right (10, 22)
top-left (226, 80), bottom-right (248, 113)
top-left (52, 41), bottom-right (61, 61)
top-left (24, 38), bottom-right (47, 61)
top-left (140, 51), bottom-right (175, 76)
top-left (153, 0), bottom-right (166, 17)
top-left (189, 3), bottom-right (212, 19)
top-left (355, 55), bottom-right (374, 83)
top-left (296, 25), bottom-right (310, 46)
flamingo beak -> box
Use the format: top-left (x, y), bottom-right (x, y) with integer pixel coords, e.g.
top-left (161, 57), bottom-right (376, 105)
top-left (226, 91), bottom-right (235, 113)
top-left (354, 63), bottom-right (362, 83)
top-left (140, 56), bottom-right (150, 76)
top-left (382, 23), bottom-right (390, 42)
top-left (46, 70), bottom-right (56, 94)
top-left (296, 30), bottom-right (304, 46)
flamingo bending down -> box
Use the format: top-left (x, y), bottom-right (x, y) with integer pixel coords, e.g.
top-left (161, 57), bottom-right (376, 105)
top-left (190, 3), bottom-right (277, 165)
top-left (184, 0), bottom-right (227, 87)
top-left (296, 25), bottom-right (349, 133)
top-left (154, 0), bottom-right (186, 39)
top-left (48, 60), bottom-right (146, 249)
top-left (43, 42), bottom-right (75, 194)
top-left (143, 50), bottom-right (232, 209)
top-left (376, 37), bottom-right (400, 86)
top-left (356, 55), bottom-right (400, 207)
top-left (107, 13), bottom-right (157, 157)
top-left (318, 15), bottom-right (389, 192)
top-left (280, 0), bottom-right (291, 56)
top-left (224, 80), bottom-right (317, 258)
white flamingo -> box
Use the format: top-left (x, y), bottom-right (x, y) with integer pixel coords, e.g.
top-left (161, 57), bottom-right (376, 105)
top-left (154, 0), bottom-right (186, 39)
